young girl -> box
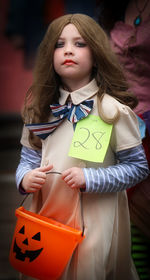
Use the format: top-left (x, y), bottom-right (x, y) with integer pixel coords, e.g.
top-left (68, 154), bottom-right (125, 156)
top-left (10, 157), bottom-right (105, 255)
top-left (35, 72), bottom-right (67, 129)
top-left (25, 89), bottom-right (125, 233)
top-left (16, 14), bottom-right (149, 280)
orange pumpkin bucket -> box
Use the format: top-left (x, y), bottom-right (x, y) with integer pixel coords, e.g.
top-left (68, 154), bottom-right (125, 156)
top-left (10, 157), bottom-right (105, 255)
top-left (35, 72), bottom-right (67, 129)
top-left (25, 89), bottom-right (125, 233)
top-left (9, 206), bottom-right (85, 280)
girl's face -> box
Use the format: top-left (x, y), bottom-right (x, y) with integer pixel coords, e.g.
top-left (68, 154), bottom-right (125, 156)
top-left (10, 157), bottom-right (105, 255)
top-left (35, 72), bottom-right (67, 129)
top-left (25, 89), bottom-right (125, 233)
top-left (53, 24), bottom-right (94, 90)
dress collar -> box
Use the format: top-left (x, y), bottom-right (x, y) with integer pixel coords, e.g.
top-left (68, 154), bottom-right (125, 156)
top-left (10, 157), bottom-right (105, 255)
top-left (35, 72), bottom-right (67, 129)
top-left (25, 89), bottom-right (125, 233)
top-left (59, 79), bottom-right (99, 105)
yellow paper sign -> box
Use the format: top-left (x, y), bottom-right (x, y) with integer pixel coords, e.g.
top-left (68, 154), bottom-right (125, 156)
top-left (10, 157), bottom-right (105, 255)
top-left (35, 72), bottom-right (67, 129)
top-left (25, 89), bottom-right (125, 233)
top-left (69, 115), bottom-right (113, 162)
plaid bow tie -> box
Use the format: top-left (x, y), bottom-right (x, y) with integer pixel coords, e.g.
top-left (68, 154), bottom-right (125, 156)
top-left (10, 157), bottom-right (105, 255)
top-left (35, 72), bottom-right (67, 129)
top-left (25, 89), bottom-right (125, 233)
top-left (26, 100), bottom-right (93, 140)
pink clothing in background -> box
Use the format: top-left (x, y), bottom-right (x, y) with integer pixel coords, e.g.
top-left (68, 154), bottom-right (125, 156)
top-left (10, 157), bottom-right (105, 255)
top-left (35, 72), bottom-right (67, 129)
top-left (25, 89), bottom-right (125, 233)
top-left (110, 16), bottom-right (150, 115)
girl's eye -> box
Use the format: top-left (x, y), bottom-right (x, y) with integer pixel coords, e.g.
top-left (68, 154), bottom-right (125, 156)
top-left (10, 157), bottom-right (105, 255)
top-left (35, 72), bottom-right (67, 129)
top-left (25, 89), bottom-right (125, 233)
top-left (55, 41), bottom-right (64, 48)
top-left (75, 42), bottom-right (87, 47)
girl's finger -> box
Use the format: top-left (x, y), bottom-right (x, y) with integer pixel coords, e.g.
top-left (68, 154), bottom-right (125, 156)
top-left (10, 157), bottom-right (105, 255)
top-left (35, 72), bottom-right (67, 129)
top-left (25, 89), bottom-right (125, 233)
top-left (29, 183), bottom-right (43, 190)
top-left (33, 177), bottom-right (45, 184)
top-left (38, 164), bottom-right (53, 173)
top-left (62, 169), bottom-right (71, 179)
top-left (27, 187), bottom-right (39, 193)
top-left (63, 175), bottom-right (72, 183)
top-left (65, 179), bottom-right (72, 186)
top-left (35, 172), bottom-right (47, 179)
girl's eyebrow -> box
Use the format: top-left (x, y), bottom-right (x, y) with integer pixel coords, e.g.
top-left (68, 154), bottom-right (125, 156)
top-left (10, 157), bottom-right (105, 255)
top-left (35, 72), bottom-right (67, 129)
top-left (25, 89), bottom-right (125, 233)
top-left (58, 36), bottom-right (83, 40)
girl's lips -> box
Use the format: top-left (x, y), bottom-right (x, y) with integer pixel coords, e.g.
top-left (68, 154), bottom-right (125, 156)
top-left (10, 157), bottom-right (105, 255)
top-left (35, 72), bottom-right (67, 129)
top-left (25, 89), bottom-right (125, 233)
top-left (63, 60), bottom-right (77, 65)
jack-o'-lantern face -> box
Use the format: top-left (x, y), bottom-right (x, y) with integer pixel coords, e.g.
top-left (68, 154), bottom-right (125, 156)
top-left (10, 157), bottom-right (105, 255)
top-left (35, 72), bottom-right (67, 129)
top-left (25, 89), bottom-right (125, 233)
top-left (13, 225), bottom-right (43, 262)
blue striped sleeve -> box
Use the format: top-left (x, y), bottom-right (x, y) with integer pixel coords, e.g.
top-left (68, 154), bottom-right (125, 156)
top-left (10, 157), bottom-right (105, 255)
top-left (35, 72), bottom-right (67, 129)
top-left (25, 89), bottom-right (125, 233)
top-left (83, 144), bottom-right (149, 193)
top-left (16, 146), bottom-right (42, 193)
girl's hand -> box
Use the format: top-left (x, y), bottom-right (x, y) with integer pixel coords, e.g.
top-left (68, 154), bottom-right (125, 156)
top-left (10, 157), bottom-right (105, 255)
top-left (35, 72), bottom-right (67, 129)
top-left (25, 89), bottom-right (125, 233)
top-left (21, 165), bottom-right (53, 193)
top-left (62, 167), bottom-right (86, 189)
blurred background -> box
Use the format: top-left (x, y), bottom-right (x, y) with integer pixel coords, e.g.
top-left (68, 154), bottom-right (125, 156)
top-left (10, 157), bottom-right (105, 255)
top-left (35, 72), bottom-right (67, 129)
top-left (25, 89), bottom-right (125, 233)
top-left (1, 1), bottom-right (150, 280)
top-left (0, 0), bottom-right (97, 279)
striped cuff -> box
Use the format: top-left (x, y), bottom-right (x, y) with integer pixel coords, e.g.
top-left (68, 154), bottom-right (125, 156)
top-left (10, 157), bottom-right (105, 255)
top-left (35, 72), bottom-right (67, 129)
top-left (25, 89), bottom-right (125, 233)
top-left (83, 144), bottom-right (149, 193)
top-left (16, 146), bottom-right (42, 193)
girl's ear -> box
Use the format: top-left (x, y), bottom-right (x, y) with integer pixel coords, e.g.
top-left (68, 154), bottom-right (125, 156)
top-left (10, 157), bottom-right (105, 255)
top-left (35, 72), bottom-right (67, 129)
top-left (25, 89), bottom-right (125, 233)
top-left (97, 94), bottom-right (120, 124)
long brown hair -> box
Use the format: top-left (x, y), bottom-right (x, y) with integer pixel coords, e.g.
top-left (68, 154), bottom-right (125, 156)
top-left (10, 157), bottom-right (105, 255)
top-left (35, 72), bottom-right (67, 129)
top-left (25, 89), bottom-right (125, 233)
top-left (22, 13), bottom-right (138, 147)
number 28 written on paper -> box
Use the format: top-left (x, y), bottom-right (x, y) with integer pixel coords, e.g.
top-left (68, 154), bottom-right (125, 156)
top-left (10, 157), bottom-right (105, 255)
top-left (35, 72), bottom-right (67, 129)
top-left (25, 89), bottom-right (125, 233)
top-left (69, 115), bottom-right (113, 163)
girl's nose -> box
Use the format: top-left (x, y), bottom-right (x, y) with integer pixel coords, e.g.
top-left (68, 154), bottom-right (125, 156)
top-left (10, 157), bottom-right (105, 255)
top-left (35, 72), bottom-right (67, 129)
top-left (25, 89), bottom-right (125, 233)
top-left (64, 50), bottom-right (73, 55)
top-left (64, 43), bottom-right (73, 55)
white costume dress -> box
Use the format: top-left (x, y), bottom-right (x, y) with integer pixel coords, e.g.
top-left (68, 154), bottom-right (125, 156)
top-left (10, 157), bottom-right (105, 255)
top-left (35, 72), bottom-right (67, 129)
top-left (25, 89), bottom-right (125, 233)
top-left (20, 79), bottom-right (141, 280)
